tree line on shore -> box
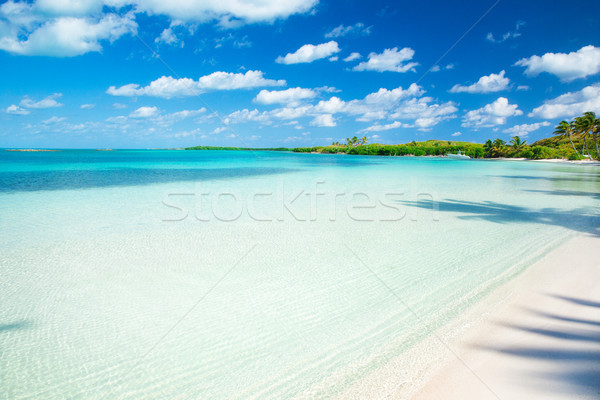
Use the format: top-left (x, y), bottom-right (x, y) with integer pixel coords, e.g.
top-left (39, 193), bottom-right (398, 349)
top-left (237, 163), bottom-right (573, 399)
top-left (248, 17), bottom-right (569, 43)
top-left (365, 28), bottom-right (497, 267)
top-left (292, 111), bottom-right (599, 160)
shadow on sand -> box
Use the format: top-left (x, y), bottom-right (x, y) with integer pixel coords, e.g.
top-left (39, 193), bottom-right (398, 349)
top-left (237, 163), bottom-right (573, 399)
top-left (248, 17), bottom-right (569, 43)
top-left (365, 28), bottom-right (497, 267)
top-left (478, 295), bottom-right (600, 396)
top-left (398, 198), bottom-right (600, 236)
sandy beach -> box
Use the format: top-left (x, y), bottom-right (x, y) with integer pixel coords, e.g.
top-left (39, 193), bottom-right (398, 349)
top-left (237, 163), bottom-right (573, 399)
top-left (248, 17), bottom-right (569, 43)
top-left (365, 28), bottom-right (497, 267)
top-left (413, 234), bottom-right (600, 400)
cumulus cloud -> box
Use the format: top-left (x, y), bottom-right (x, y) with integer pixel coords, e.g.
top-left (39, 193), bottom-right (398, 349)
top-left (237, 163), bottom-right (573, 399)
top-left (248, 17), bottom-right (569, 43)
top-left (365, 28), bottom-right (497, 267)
top-left (503, 121), bottom-right (550, 136)
top-left (0, 6), bottom-right (137, 57)
top-left (360, 121), bottom-right (402, 132)
top-left (107, 70), bottom-right (285, 98)
top-left (20, 93), bottom-right (63, 108)
top-left (155, 21), bottom-right (184, 46)
top-left (451, 131), bottom-right (462, 137)
top-left (325, 22), bottom-right (371, 38)
top-left (80, 103), bottom-right (95, 109)
top-left (5, 104), bottom-right (30, 115)
top-left (111, 0), bottom-right (317, 24)
top-left (130, 106), bottom-right (159, 118)
top-left (353, 47), bottom-right (418, 73)
top-left (514, 45), bottom-right (600, 82)
top-left (486, 20), bottom-right (525, 43)
top-left (225, 83), bottom-right (456, 132)
top-left (310, 114), bottom-right (336, 127)
top-left (462, 97), bottom-right (523, 129)
top-left (528, 83), bottom-right (600, 119)
top-left (254, 87), bottom-right (316, 105)
top-left (276, 41), bottom-right (340, 64)
top-left (449, 70), bottom-right (510, 93)
top-left (344, 52), bottom-right (361, 62)
top-left (0, 0), bottom-right (316, 57)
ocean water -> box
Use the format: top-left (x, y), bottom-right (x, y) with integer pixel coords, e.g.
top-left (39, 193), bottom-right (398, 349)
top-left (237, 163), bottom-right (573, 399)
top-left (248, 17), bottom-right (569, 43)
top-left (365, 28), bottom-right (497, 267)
top-left (1, 150), bottom-right (599, 399)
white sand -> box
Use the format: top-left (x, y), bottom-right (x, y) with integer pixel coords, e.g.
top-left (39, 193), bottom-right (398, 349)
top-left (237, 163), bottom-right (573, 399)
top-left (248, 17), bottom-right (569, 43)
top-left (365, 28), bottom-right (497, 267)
top-left (412, 234), bottom-right (600, 400)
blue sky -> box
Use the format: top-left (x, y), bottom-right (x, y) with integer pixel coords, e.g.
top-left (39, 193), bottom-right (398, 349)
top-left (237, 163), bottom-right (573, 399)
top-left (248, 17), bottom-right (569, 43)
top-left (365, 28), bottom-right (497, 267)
top-left (0, 0), bottom-right (599, 149)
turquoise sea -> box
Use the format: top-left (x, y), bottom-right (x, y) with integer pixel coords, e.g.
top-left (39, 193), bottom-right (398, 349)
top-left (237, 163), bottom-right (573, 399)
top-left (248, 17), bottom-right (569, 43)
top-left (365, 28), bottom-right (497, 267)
top-left (1, 150), bottom-right (599, 399)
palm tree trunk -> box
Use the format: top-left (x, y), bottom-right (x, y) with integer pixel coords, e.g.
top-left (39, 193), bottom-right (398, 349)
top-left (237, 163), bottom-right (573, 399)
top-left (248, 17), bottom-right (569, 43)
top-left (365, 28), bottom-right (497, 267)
top-left (593, 134), bottom-right (599, 159)
top-left (568, 133), bottom-right (579, 157)
top-left (583, 136), bottom-right (590, 158)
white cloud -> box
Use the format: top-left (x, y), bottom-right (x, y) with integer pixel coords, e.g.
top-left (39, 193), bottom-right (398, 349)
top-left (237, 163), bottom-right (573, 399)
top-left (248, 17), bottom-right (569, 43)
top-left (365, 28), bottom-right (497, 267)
top-left (462, 97), bottom-right (523, 129)
top-left (516, 85), bottom-right (530, 91)
top-left (80, 103), bottom-right (95, 109)
top-left (130, 106), bottom-right (159, 118)
top-left (0, 10), bottom-right (137, 57)
top-left (353, 47), bottom-right (418, 73)
top-left (528, 83), bottom-right (600, 119)
top-left (449, 70), bottom-right (510, 93)
top-left (363, 83), bottom-right (424, 105)
top-left (514, 45), bottom-right (600, 82)
top-left (360, 121), bottom-right (402, 132)
top-left (155, 21), bottom-right (182, 46)
top-left (0, 1), bottom-right (316, 57)
top-left (20, 93), bottom-right (63, 108)
top-left (310, 114), bottom-right (336, 127)
top-left (41, 116), bottom-right (66, 124)
top-left (5, 104), bottom-right (29, 115)
top-left (486, 20), bottom-right (525, 43)
top-left (328, 56), bottom-right (338, 62)
top-left (276, 41), bottom-right (340, 64)
top-left (389, 97), bottom-right (458, 130)
top-left (107, 70), bottom-right (285, 98)
top-left (431, 64), bottom-right (455, 73)
top-left (344, 52), bottom-right (361, 62)
top-left (224, 108), bottom-right (271, 124)
top-left (225, 83), bottom-right (456, 131)
top-left (503, 121), bottom-right (550, 136)
top-left (165, 108), bottom-right (206, 120)
top-left (314, 97), bottom-right (347, 114)
top-left (325, 22), bottom-right (371, 38)
top-left (254, 87), bottom-right (316, 105)
top-left (451, 131), bottom-right (462, 137)
top-left (113, 102), bottom-right (127, 109)
top-left (110, 0), bottom-right (317, 24)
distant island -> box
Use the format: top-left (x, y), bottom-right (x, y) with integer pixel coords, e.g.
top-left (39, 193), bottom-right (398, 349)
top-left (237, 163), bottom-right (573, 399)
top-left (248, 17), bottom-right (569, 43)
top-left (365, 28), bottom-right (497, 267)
top-left (5, 149), bottom-right (60, 152)
top-left (187, 112), bottom-right (600, 161)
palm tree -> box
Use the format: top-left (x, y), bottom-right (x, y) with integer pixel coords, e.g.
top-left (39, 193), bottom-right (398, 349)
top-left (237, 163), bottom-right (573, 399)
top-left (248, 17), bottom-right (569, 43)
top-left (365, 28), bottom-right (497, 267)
top-left (351, 136), bottom-right (358, 146)
top-left (510, 136), bottom-right (527, 151)
top-left (592, 116), bottom-right (600, 159)
top-left (492, 138), bottom-right (506, 157)
top-left (553, 120), bottom-right (579, 157)
top-left (483, 139), bottom-right (493, 157)
top-left (574, 112), bottom-right (595, 159)
top-left (361, 136), bottom-right (368, 145)
top-left (346, 137), bottom-right (352, 146)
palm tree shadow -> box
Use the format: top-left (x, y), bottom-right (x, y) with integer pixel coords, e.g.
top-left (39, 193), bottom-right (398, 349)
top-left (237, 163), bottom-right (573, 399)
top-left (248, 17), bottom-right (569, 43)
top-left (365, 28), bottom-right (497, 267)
top-left (475, 295), bottom-right (600, 395)
top-left (547, 295), bottom-right (600, 308)
top-left (524, 189), bottom-right (600, 200)
top-left (398, 198), bottom-right (600, 236)
top-left (0, 320), bottom-right (31, 333)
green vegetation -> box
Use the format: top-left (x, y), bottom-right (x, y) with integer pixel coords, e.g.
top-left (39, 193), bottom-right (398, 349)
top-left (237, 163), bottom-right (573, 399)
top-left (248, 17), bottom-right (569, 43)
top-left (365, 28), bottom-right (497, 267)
top-left (185, 145), bottom-right (290, 151)
top-left (293, 139), bottom-right (485, 157)
top-left (188, 112), bottom-right (600, 161)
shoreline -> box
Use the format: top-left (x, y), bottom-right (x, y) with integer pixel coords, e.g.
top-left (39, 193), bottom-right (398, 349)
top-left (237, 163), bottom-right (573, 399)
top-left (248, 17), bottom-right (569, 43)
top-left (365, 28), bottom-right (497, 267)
top-left (3, 148), bottom-right (600, 165)
top-left (412, 233), bottom-right (600, 399)
top-left (331, 234), bottom-right (600, 399)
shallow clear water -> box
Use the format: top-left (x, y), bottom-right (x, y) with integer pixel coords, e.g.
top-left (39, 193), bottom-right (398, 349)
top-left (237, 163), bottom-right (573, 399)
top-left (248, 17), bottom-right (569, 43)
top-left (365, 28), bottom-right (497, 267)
top-left (1, 150), bottom-right (599, 399)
